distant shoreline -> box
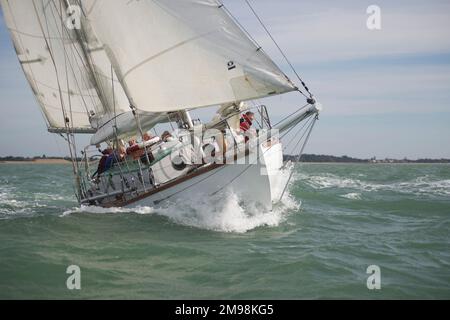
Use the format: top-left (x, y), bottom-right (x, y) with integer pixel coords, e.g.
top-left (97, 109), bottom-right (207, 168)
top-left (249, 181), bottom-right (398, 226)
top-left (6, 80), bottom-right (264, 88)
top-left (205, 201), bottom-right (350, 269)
top-left (285, 154), bottom-right (450, 164)
top-left (1, 154), bottom-right (449, 165)
top-left (1, 161), bottom-right (448, 165)
top-left (0, 159), bottom-right (71, 164)
top-left (296, 162), bottom-right (450, 165)
top-left (1, 160), bottom-right (449, 165)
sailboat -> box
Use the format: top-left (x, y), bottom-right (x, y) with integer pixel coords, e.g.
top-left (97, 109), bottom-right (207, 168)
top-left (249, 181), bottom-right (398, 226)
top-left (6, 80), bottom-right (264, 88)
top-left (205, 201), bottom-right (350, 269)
top-left (1, 0), bottom-right (321, 210)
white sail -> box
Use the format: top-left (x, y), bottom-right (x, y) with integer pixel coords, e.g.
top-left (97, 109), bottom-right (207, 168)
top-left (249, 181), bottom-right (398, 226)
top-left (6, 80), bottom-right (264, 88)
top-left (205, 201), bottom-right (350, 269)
top-left (77, 12), bottom-right (139, 142)
top-left (0, 0), bottom-right (108, 132)
top-left (81, 0), bottom-right (296, 113)
top-left (74, 8), bottom-right (131, 123)
top-left (81, 32), bottom-right (165, 145)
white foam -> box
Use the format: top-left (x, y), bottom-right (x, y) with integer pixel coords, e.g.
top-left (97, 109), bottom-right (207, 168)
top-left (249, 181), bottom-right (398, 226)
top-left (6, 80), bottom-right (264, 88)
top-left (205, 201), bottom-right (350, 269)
top-left (61, 189), bottom-right (299, 233)
top-left (0, 187), bottom-right (32, 214)
top-left (270, 161), bottom-right (297, 203)
top-left (33, 193), bottom-right (72, 202)
top-left (61, 205), bottom-right (155, 217)
top-left (299, 173), bottom-right (450, 197)
top-left (2, 199), bottom-right (28, 208)
top-left (400, 177), bottom-right (450, 196)
top-left (340, 193), bottom-right (362, 200)
top-left (0, 183), bottom-right (70, 218)
top-left (157, 190), bottom-right (298, 233)
top-left (0, 192), bottom-right (10, 201)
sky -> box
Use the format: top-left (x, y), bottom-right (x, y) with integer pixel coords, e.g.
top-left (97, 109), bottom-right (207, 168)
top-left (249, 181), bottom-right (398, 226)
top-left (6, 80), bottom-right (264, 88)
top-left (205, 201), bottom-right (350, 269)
top-left (0, 0), bottom-right (449, 159)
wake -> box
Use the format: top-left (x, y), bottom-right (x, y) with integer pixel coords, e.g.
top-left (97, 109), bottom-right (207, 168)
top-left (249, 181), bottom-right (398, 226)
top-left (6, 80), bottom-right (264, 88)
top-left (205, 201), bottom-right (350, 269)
top-left (62, 188), bottom-right (300, 233)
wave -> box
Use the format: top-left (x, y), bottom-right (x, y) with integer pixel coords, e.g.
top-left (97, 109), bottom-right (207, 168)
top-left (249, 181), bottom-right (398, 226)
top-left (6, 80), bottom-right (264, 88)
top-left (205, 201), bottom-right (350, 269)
top-left (3, 171), bottom-right (299, 232)
top-left (61, 205), bottom-right (155, 217)
top-left (340, 193), bottom-right (362, 200)
top-left (298, 173), bottom-right (450, 197)
top-left (32, 193), bottom-right (73, 202)
top-left (157, 190), bottom-right (299, 233)
top-left (62, 189), bottom-right (300, 234)
top-left (0, 184), bottom-right (73, 219)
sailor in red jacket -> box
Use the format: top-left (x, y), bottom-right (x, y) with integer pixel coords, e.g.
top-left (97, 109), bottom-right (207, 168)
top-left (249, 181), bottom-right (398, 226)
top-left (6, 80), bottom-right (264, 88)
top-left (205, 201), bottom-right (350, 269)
top-left (240, 111), bottom-right (255, 143)
top-left (240, 111), bottom-right (255, 132)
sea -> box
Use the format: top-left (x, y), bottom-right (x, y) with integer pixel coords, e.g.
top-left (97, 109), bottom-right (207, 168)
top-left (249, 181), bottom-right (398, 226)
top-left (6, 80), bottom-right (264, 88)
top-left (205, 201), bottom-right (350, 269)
top-left (0, 163), bottom-right (449, 299)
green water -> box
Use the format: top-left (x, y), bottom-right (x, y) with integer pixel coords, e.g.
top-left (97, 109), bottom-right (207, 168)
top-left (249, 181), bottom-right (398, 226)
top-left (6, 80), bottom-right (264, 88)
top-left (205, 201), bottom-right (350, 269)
top-left (0, 163), bottom-right (449, 299)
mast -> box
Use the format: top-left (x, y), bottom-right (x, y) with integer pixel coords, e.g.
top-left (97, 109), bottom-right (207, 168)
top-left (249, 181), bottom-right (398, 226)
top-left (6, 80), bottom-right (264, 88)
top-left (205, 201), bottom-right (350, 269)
top-left (66, 1), bottom-right (103, 112)
top-left (179, 110), bottom-right (194, 129)
top-left (39, 0), bottom-right (82, 201)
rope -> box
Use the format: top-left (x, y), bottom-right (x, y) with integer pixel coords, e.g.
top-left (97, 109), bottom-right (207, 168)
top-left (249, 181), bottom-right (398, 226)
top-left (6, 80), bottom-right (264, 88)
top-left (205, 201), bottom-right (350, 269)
top-left (282, 114), bottom-right (314, 149)
top-left (112, 64), bottom-right (118, 138)
top-left (244, 0), bottom-right (313, 98)
top-left (273, 103), bottom-right (309, 128)
top-left (279, 115), bottom-right (318, 201)
top-left (208, 121), bottom-right (309, 198)
top-left (61, 0), bottom-right (116, 119)
top-left (34, 3), bottom-right (76, 160)
top-left (59, 0), bottom-right (78, 160)
top-left (49, 0), bottom-right (98, 115)
top-left (35, 0), bottom-right (85, 201)
top-left (217, 1), bottom-right (263, 53)
top-left (157, 102), bottom-right (312, 201)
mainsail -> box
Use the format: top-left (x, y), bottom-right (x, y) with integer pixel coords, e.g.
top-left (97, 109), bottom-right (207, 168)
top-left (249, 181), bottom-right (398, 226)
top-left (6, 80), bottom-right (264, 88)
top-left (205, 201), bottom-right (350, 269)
top-left (0, 0), bottom-right (105, 132)
top-left (81, 0), bottom-right (297, 113)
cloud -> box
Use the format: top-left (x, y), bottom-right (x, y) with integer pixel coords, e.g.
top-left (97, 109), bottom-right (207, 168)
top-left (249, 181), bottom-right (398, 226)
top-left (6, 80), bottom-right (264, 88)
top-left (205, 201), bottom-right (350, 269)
top-left (225, 0), bottom-right (450, 64)
top-left (221, 0), bottom-right (450, 118)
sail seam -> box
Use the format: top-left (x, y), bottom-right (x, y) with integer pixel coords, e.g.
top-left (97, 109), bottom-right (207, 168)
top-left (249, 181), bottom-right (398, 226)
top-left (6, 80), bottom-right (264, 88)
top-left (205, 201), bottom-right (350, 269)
top-left (121, 31), bottom-right (216, 81)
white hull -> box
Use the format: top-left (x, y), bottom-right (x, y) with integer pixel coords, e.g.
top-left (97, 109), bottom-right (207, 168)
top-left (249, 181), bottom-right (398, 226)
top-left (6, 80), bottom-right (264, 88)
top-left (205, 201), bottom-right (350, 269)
top-left (124, 142), bottom-right (286, 211)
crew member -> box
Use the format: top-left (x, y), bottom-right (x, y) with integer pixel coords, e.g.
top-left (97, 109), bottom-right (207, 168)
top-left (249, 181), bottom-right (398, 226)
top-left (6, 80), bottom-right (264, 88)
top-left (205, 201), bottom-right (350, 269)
top-left (92, 148), bottom-right (112, 178)
top-left (240, 111), bottom-right (255, 142)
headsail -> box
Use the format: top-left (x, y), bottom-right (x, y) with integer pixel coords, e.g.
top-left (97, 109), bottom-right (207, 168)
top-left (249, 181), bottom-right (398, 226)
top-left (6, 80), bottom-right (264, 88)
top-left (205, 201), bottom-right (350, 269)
top-left (81, 0), bottom-right (297, 113)
top-left (72, 5), bottom-right (131, 126)
top-left (71, 4), bottom-right (143, 143)
top-left (0, 0), bottom-right (105, 133)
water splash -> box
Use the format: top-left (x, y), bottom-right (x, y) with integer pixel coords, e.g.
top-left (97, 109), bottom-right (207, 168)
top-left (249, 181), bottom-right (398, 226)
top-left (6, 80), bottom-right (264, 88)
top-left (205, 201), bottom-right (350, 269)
top-left (62, 189), bottom-right (299, 233)
top-left (156, 189), bottom-right (299, 233)
top-left (61, 205), bottom-right (155, 217)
